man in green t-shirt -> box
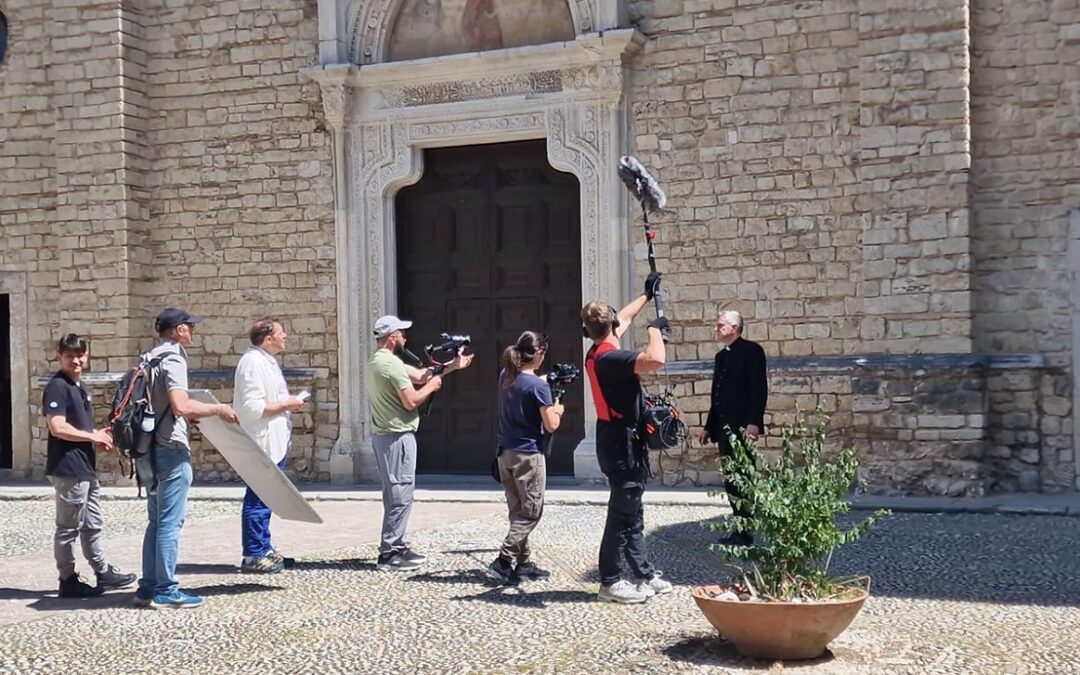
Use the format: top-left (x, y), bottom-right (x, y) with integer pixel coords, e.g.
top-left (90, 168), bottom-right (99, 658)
top-left (366, 315), bottom-right (474, 571)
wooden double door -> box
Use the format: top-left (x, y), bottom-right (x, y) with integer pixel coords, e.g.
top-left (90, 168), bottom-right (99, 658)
top-left (395, 140), bottom-right (584, 475)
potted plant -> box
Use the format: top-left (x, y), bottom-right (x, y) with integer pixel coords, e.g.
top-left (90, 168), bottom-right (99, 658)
top-left (691, 409), bottom-right (890, 660)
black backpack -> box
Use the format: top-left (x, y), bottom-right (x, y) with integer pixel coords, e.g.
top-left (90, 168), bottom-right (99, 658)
top-left (109, 354), bottom-right (163, 463)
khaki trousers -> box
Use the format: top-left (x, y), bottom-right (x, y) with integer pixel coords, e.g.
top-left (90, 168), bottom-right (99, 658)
top-left (497, 450), bottom-right (546, 563)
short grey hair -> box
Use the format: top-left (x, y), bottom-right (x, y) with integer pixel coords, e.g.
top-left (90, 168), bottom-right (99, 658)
top-left (718, 309), bottom-right (744, 334)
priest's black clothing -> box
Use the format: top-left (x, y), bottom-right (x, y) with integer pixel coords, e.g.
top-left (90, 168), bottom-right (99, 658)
top-left (704, 336), bottom-right (768, 521)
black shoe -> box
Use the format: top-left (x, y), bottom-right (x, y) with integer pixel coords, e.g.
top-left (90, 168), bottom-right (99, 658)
top-left (376, 552), bottom-right (421, 572)
top-left (401, 548), bottom-right (427, 564)
top-left (515, 561), bottom-right (551, 581)
top-left (59, 574), bottom-right (105, 599)
top-left (486, 557), bottom-right (519, 584)
top-left (96, 565), bottom-right (137, 590)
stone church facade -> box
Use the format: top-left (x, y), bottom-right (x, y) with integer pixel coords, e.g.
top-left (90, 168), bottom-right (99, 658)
top-left (0, 0), bottom-right (1076, 495)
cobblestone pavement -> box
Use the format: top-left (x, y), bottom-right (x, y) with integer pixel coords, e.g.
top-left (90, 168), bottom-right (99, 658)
top-left (1, 499), bottom-right (1078, 674)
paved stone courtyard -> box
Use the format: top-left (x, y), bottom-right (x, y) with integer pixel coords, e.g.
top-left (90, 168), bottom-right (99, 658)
top-left (1, 497), bottom-right (1078, 674)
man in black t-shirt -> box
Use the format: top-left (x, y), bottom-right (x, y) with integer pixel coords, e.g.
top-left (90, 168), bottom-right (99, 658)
top-left (581, 271), bottom-right (673, 604)
top-left (43, 334), bottom-right (136, 598)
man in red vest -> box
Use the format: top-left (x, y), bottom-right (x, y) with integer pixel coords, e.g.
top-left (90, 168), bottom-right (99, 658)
top-left (581, 271), bottom-right (672, 604)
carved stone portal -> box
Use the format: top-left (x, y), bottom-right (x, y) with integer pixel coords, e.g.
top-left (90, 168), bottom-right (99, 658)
top-left (305, 27), bottom-right (642, 483)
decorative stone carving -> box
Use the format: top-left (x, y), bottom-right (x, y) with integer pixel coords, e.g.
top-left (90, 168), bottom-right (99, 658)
top-left (562, 64), bottom-right (623, 93)
top-left (320, 83), bottom-right (348, 131)
top-left (381, 70), bottom-right (564, 108)
top-left (313, 21), bottom-right (642, 480)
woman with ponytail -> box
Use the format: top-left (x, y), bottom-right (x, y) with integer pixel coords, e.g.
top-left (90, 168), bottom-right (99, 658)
top-left (488, 330), bottom-right (564, 583)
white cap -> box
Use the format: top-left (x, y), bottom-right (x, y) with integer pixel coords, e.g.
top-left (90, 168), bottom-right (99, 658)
top-left (372, 315), bottom-right (412, 339)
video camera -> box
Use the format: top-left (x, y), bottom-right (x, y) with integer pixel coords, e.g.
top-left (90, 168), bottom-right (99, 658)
top-left (545, 363), bottom-right (580, 401)
top-left (424, 333), bottom-right (471, 373)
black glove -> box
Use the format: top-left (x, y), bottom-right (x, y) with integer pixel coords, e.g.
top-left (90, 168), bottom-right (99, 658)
top-left (644, 271), bottom-right (662, 300)
top-left (648, 316), bottom-right (669, 333)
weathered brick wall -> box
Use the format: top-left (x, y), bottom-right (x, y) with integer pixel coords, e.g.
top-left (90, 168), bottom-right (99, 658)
top-left (970, 0), bottom-right (1078, 490)
top-left (625, 0), bottom-right (1072, 493)
top-left (647, 356), bottom-right (1062, 496)
top-left (985, 368), bottom-right (1073, 492)
top-left (627, 0), bottom-right (973, 360)
top-left (8, 0), bottom-right (339, 480)
top-left (133, 0), bottom-right (338, 478)
top-left (0, 0), bottom-right (60, 383)
top-left (628, 0), bottom-right (863, 362)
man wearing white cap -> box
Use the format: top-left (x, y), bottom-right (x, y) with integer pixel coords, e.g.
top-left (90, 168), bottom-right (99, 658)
top-left (366, 315), bottom-right (473, 571)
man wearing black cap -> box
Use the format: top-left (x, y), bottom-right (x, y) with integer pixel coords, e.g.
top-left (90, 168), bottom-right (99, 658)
top-left (133, 307), bottom-right (239, 610)
top-left (365, 314), bottom-right (473, 571)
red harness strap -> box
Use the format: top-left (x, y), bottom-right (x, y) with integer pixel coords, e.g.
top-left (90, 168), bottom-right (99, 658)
top-left (585, 342), bottom-right (622, 422)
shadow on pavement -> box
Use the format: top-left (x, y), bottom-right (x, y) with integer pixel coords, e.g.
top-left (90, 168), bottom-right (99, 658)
top-left (289, 558), bottom-right (377, 572)
top-left (450, 586), bottom-right (596, 609)
top-left (0, 587), bottom-right (135, 612)
top-left (180, 582), bottom-right (285, 597)
top-left (663, 634), bottom-right (836, 669)
top-left (176, 563), bottom-right (240, 575)
top-left (651, 512), bottom-right (1080, 607)
top-left (407, 569), bottom-right (491, 585)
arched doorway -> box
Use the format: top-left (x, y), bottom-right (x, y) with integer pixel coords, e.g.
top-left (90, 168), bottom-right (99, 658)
top-left (396, 139), bottom-right (585, 475)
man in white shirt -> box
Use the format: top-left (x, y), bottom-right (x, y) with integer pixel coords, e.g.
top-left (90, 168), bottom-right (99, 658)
top-left (233, 317), bottom-right (306, 573)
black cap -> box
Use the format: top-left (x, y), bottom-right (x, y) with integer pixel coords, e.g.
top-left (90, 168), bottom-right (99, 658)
top-left (155, 306), bottom-right (202, 333)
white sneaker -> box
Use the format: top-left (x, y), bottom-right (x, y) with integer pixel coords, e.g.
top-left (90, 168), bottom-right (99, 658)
top-left (597, 579), bottom-right (650, 604)
top-left (637, 571), bottom-right (673, 597)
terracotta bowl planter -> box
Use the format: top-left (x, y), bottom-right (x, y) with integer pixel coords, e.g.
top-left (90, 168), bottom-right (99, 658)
top-left (691, 584), bottom-right (869, 660)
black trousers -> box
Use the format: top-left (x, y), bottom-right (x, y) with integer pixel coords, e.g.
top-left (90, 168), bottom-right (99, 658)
top-left (718, 430), bottom-right (755, 520)
top-left (596, 424), bottom-right (656, 585)
top-left (598, 469), bottom-right (656, 586)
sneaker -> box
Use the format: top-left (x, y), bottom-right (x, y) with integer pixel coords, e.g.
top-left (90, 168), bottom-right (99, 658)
top-left (268, 550), bottom-right (296, 569)
top-left (241, 555), bottom-right (284, 574)
top-left (515, 561), bottom-right (551, 582)
top-left (401, 548), bottom-right (427, 564)
top-left (96, 565), bottom-right (137, 590)
top-left (150, 590), bottom-right (204, 610)
top-left (637, 571), bottom-right (674, 598)
top-left (58, 574), bottom-right (105, 599)
top-left (376, 552), bottom-right (421, 572)
top-left (597, 579), bottom-right (649, 604)
top-left (486, 557), bottom-right (518, 583)
top-left (132, 589), bottom-right (153, 607)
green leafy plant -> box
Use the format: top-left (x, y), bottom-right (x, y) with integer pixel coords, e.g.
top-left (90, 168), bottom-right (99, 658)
top-left (705, 408), bottom-right (890, 602)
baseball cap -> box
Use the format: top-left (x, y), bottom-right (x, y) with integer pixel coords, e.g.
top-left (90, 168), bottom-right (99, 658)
top-left (155, 306), bottom-right (203, 333)
top-left (373, 315), bottom-right (412, 339)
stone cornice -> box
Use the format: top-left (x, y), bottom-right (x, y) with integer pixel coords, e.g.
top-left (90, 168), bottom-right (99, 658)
top-left (307, 30), bottom-right (642, 90)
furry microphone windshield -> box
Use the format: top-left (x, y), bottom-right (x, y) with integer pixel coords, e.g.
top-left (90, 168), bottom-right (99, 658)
top-left (617, 155), bottom-right (667, 213)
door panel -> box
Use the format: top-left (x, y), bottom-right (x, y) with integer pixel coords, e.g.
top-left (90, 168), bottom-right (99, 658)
top-left (396, 140), bottom-right (583, 474)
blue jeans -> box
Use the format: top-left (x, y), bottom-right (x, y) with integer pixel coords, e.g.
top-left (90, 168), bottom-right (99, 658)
top-left (136, 445), bottom-right (193, 597)
top-left (241, 457), bottom-right (286, 558)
